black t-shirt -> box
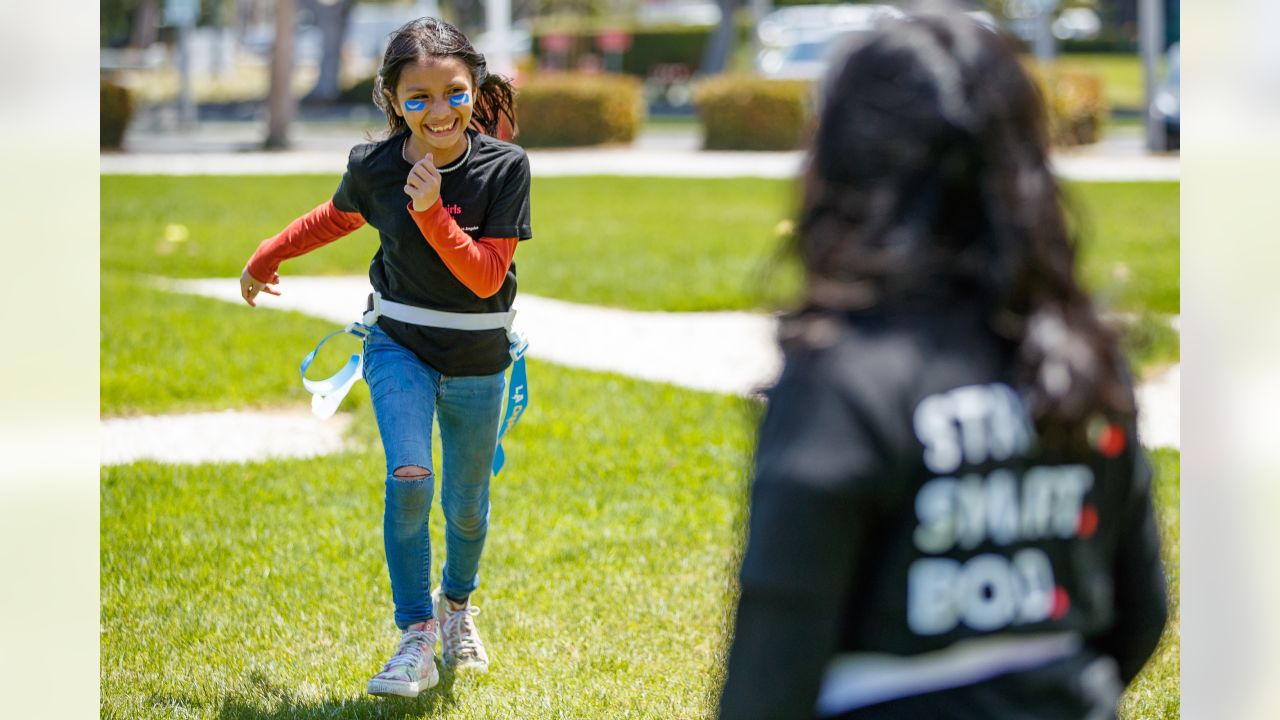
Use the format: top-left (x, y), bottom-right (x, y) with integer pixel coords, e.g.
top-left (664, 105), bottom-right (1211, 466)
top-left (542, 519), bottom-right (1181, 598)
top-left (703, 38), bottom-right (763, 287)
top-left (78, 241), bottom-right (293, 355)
top-left (332, 128), bottom-right (532, 376)
top-left (718, 305), bottom-right (1168, 720)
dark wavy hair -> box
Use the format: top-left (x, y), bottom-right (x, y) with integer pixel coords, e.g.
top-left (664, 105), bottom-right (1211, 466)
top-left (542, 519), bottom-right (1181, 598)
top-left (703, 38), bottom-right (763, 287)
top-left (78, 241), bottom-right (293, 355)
top-left (373, 17), bottom-right (518, 138)
top-left (789, 3), bottom-right (1133, 445)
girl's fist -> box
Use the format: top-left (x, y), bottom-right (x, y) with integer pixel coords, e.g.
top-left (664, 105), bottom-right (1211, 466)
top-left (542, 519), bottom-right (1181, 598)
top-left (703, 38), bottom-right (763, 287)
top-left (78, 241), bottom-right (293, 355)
top-left (404, 153), bottom-right (442, 212)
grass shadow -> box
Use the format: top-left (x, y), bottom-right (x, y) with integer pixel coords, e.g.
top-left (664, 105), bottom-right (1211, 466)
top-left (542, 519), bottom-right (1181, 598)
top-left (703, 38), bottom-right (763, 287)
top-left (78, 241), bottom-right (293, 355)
top-left (150, 668), bottom-right (460, 720)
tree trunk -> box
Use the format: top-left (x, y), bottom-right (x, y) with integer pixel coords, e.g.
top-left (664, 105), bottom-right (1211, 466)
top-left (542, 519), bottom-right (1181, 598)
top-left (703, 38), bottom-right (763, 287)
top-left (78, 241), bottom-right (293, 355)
top-left (130, 0), bottom-right (161, 48)
top-left (699, 0), bottom-right (744, 76)
top-left (302, 0), bottom-right (358, 104)
top-left (266, 0), bottom-right (298, 149)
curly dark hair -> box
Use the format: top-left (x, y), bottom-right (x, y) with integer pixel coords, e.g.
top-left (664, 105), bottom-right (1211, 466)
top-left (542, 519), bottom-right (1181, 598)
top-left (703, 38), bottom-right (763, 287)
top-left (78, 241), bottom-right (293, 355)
top-left (373, 17), bottom-right (518, 138)
top-left (790, 4), bottom-right (1134, 446)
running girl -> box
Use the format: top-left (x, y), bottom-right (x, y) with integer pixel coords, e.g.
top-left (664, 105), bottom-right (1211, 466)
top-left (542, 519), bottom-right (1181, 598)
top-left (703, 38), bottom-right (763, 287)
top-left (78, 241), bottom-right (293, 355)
top-left (239, 17), bottom-right (530, 698)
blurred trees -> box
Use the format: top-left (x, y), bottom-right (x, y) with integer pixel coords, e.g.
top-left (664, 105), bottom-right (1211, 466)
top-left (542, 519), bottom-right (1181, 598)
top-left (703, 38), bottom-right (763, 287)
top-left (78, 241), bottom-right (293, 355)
top-left (101, 0), bottom-right (160, 47)
top-left (266, 0), bottom-right (297, 147)
top-left (699, 0), bottom-right (743, 75)
top-left (300, 0), bottom-right (358, 102)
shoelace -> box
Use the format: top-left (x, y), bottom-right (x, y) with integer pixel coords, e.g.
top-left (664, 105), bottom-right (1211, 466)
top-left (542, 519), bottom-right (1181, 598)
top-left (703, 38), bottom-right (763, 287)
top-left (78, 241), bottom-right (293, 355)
top-left (382, 628), bottom-right (434, 672)
top-left (443, 605), bottom-right (483, 657)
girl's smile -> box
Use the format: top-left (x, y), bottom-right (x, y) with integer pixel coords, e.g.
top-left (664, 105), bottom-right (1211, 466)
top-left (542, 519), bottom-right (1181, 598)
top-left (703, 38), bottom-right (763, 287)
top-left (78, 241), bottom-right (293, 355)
top-left (424, 117), bottom-right (460, 138)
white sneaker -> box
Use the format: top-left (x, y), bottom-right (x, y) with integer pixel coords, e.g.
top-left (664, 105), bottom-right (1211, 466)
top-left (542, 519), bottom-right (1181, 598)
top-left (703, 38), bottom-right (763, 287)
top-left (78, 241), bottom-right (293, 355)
top-left (432, 587), bottom-right (490, 672)
top-left (366, 620), bottom-right (440, 697)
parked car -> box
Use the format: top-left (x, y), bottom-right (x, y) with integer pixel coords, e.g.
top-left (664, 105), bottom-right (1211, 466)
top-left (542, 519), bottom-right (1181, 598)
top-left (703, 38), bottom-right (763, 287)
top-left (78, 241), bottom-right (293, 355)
top-left (755, 3), bottom-right (901, 50)
top-left (755, 6), bottom-right (996, 82)
top-left (756, 28), bottom-right (864, 81)
top-left (1151, 42), bottom-right (1180, 150)
top-left (636, 1), bottom-right (721, 26)
top-left (1052, 8), bottom-right (1102, 41)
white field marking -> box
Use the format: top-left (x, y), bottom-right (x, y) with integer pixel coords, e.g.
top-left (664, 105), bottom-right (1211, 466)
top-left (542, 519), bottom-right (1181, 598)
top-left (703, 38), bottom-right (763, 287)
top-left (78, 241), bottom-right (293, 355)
top-left (100, 408), bottom-right (354, 466)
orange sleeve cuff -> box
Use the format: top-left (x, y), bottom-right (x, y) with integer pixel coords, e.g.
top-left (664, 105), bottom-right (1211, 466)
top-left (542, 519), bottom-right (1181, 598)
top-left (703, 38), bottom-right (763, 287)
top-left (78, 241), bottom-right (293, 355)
top-left (245, 199), bottom-right (365, 284)
top-left (407, 199), bottom-right (517, 298)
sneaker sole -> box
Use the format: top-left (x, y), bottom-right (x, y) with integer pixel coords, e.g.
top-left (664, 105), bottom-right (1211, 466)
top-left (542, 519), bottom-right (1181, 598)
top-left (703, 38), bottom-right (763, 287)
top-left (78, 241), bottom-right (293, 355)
top-left (367, 665), bottom-right (440, 698)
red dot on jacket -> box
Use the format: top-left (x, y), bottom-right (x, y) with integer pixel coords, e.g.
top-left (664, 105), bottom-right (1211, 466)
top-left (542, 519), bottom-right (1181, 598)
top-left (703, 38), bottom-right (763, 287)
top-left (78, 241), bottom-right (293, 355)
top-left (1051, 586), bottom-right (1071, 620)
top-left (1097, 424), bottom-right (1126, 458)
top-left (1078, 505), bottom-right (1099, 538)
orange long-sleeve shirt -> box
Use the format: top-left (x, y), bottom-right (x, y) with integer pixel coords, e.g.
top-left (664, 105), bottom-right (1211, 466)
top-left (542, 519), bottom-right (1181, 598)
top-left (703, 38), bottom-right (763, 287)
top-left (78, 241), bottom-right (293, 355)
top-left (245, 199), bottom-right (366, 284)
top-left (245, 198), bottom-right (517, 298)
top-left (406, 198), bottom-right (517, 299)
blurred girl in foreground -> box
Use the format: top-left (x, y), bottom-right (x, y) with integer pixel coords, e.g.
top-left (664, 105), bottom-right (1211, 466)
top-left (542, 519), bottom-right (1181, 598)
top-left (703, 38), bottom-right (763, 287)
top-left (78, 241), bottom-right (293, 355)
top-left (717, 5), bottom-right (1167, 719)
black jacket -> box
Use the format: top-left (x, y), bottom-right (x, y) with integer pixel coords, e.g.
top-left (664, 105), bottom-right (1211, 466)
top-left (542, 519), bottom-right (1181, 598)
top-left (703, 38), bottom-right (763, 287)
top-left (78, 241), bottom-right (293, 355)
top-left (718, 305), bottom-right (1167, 720)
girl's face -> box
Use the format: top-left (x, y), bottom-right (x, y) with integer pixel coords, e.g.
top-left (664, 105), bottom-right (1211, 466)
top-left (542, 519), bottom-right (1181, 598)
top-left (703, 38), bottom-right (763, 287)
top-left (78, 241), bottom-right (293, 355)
top-left (389, 56), bottom-right (475, 157)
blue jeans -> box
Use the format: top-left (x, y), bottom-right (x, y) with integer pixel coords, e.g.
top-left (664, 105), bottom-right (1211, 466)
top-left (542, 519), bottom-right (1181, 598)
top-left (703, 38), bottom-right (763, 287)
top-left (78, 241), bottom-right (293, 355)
top-left (363, 325), bottom-right (505, 629)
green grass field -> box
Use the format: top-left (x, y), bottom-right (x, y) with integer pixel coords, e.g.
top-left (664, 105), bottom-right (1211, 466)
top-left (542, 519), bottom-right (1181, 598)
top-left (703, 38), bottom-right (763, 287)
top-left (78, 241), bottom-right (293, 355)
top-left (102, 171), bottom-right (1179, 718)
top-left (100, 420), bottom-right (1180, 720)
top-left (101, 272), bottom-right (372, 416)
top-left (100, 175), bottom-right (1178, 377)
top-left (1118, 449), bottom-right (1181, 720)
top-left (101, 175), bottom-right (1178, 315)
top-left (100, 362), bottom-right (1178, 720)
top-left (102, 361), bottom-right (755, 720)
top-left (98, 282), bottom-right (1180, 719)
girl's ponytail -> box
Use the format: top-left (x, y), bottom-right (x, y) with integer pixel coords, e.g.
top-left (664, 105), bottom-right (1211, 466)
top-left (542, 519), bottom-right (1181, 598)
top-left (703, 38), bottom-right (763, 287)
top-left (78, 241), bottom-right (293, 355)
top-left (472, 72), bottom-right (519, 138)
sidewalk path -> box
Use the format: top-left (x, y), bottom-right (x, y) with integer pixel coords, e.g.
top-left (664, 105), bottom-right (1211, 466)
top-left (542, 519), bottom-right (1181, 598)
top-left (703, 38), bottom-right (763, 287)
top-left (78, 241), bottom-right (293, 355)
top-left (162, 276), bottom-right (782, 397)
top-left (100, 147), bottom-right (1179, 181)
top-left (103, 276), bottom-right (1177, 465)
top-left (1136, 364), bottom-right (1180, 450)
top-left (101, 408), bottom-right (352, 466)
top-left (101, 125), bottom-right (1178, 181)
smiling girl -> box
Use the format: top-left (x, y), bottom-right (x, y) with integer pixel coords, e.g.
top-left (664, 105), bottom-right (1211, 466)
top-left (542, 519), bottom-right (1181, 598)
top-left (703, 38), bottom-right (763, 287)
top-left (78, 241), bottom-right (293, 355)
top-left (238, 17), bottom-right (530, 698)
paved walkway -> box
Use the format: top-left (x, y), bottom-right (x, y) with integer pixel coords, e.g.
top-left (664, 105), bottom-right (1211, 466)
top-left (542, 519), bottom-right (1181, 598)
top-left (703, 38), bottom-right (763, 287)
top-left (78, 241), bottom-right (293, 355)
top-left (101, 409), bottom-right (353, 465)
top-left (101, 124), bottom-right (1179, 181)
top-left (102, 276), bottom-right (1179, 465)
top-left (164, 276), bottom-right (783, 397)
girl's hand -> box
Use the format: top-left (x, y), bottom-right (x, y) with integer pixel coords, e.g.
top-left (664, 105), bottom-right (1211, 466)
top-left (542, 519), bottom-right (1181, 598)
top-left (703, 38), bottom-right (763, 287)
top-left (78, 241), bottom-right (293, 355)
top-left (240, 268), bottom-right (281, 307)
top-left (404, 153), bottom-right (442, 212)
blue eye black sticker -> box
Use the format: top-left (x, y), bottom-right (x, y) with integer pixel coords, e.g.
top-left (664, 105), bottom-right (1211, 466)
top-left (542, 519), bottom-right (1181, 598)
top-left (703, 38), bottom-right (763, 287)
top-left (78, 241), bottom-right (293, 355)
top-left (404, 99), bottom-right (425, 112)
top-left (449, 92), bottom-right (470, 107)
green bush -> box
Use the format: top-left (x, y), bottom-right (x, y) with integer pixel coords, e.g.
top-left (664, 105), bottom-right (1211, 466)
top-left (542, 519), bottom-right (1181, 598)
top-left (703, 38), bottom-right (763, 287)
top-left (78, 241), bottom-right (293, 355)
top-left (101, 79), bottom-right (133, 150)
top-left (515, 73), bottom-right (645, 148)
top-left (693, 75), bottom-right (811, 151)
top-left (1061, 37), bottom-right (1140, 54)
top-left (338, 75), bottom-right (377, 105)
top-left (1034, 68), bottom-right (1108, 146)
top-left (621, 26), bottom-right (714, 75)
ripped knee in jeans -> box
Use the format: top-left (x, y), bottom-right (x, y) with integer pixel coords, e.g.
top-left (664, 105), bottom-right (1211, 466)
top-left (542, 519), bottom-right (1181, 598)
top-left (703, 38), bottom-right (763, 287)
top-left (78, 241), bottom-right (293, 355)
top-left (393, 465), bottom-right (432, 480)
